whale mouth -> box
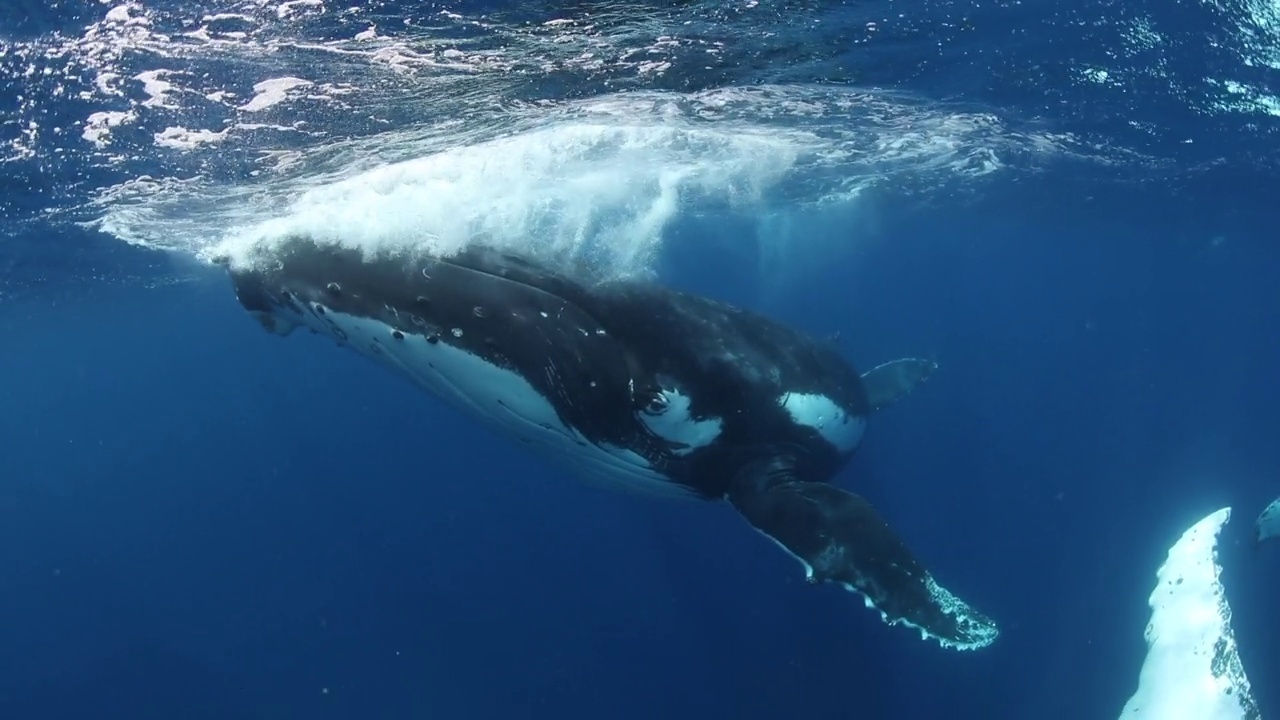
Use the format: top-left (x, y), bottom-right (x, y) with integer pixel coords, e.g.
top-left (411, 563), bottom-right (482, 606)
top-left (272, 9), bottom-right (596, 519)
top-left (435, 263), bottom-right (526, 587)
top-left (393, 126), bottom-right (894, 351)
top-left (227, 263), bottom-right (282, 317)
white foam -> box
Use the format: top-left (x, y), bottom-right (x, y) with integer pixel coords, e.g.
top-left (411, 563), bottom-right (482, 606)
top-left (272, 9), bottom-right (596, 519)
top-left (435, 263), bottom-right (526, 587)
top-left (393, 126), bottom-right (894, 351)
top-left (39, 0), bottom-right (1093, 270)
top-left (282, 304), bottom-right (694, 500)
top-left (75, 56), bottom-right (1088, 270)
top-left (1257, 496), bottom-right (1280, 544)
top-left (211, 118), bottom-right (805, 277)
top-left (637, 387), bottom-right (722, 456)
top-left (277, 0), bottom-right (325, 20)
top-left (82, 110), bottom-right (135, 147)
top-left (154, 127), bottom-right (229, 150)
top-left (778, 392), bottom-right (865, 454)
top-left (237, 77), bottom-right (314, 112)
top-left (103, 2), bottom-right (150, 28)
top-left (1119, 507), bottom-right (1259, 719)
top-left (202, 13), bottom-right (255, 23)
top-left (134, 69), bottom-right (180, 108)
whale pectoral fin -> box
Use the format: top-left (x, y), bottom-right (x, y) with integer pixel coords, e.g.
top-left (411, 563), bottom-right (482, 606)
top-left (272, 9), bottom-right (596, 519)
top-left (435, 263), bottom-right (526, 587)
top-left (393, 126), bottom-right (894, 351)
top-left (726, 457), bottom-right (998, 651)
top-left (1256, 497), bottom-right (1280, 549)
top-left (860, 358), bottom-right (938, 411)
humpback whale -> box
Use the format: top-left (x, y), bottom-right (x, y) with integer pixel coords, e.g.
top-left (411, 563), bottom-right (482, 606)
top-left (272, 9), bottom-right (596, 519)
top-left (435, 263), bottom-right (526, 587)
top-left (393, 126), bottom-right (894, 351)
top-left (1256, 496), bottom-right (1280, 547)
top-left (223, 238), bottom-right (999, 651)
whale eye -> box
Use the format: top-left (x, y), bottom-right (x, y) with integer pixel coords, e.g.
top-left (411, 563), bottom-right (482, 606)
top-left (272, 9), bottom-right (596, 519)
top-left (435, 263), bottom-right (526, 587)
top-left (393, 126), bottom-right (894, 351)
top-left (642, 392), bottom-right (670, 416)
top-left (634, 385), bottom-right (724, 456)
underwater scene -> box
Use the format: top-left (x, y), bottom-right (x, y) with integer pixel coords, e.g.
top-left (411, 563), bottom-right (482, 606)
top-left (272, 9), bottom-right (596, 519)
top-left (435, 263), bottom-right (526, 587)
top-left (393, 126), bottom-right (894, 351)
top-left (1, 0), bottom-right (1278, 718)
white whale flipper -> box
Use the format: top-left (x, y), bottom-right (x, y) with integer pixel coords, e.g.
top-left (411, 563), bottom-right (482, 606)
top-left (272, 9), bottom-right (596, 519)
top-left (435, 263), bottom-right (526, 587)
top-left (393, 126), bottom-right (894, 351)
top-left (1119, 507), bottom-right (1260, 720)
top-left (1256, 497), bottom-right (1280, 547)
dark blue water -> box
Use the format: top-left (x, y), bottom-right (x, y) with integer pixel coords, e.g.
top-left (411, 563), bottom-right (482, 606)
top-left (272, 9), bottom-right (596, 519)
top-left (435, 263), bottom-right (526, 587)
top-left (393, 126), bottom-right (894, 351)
top-left (3, 1), bottom-right (1279, 718)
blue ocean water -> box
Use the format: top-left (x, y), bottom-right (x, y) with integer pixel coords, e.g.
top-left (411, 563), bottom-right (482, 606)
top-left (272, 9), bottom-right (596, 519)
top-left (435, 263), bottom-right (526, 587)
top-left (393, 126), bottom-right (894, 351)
top-left (2, 0), bottom-right (1278, 718)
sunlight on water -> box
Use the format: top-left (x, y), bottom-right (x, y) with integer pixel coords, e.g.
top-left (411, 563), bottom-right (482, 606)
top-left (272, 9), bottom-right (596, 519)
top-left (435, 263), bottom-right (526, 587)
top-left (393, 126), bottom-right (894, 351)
top-left (199, 85), bottom-right (1048, 277)
top-left (92, 84), bottom-right (1074, 280)
top-left (2, 0), bottom-right (1104, 282)
top-left (2, 0), bottom-right (1273, 269)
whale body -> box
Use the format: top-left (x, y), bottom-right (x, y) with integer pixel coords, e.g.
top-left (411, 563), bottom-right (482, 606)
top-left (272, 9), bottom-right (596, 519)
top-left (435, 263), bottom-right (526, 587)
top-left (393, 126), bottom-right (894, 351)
top-left (224, 239), bottom-right (999, 650)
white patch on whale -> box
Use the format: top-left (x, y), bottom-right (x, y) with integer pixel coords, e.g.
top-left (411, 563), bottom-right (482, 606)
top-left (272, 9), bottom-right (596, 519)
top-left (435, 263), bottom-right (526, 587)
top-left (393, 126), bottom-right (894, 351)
top-left (292, 303), bottom-right (695, 500)
top-left (637, 387), bottom-right (722, 456)
top-left (777, 392), bottom-right (865, 454)
top-left (1119, 507), bottom-right (1258, 719)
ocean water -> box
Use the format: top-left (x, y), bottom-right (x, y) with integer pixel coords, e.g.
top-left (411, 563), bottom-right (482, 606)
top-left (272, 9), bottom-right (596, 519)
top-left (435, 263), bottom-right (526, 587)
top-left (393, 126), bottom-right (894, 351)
top-left (2, 0), bottom-right (1278, 718)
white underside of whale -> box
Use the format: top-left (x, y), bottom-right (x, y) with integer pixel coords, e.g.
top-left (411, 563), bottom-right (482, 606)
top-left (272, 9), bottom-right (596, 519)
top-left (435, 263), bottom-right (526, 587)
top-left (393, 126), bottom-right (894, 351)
top-left (283, 302), bottom-right (697, 500)
top-left (1119, 507), bottom-right (1259, 720)
top-left (778, 391), bottom-right (865, 454)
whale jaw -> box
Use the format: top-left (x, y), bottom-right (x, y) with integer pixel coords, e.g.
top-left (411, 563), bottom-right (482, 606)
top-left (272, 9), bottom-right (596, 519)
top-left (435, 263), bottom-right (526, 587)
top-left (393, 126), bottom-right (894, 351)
top-left (236, 271), bottom-right (697, 502)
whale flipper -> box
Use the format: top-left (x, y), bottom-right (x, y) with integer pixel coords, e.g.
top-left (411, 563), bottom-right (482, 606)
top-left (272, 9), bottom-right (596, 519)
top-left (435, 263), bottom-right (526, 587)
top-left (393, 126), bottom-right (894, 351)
top-left (1256, 497), bottom-right (1280, 548)
top-left (1119, 507), bottom-right (1259, 719)
top-left (726, 455), bottom-right (998, 651)
top-left (860, 358), bottom-right (938, 411)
